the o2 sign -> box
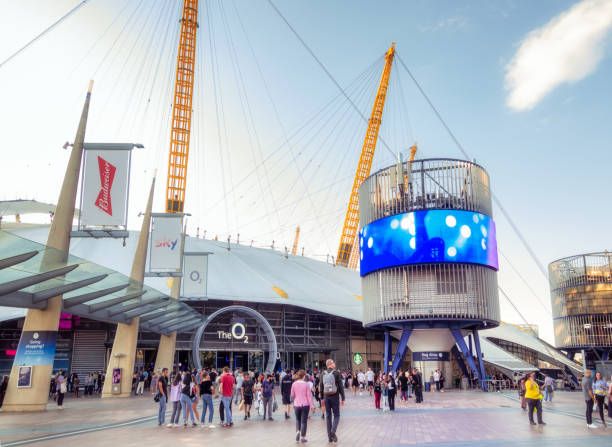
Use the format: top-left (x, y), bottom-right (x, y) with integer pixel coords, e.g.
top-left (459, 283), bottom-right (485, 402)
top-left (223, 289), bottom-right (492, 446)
top-left (217, 322), bottom-right (248, 344)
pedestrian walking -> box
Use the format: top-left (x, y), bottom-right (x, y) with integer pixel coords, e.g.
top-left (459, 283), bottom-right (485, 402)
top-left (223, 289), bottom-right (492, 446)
top-left (241, 372), bottom-right (254, 420)
top-left (381, 376), bottom-right (389, 412)
top-left (373, 376), bottom-right (381, 409)
top-left (262, 374), bottom-right (276, 421)
top-left (180, 372), bottom-right (197, 427)
top-left (219, 367), bottom-right (235, 427)
top-left (525, 372), bottom-right (545, 426)
top-left (291, 369), bottom-right (314, 443)
top-left (157, 368), bottom-right (168, 426)
top-left (320, 358), bottom-right (345, 443)
top-left (281, 368), bottom-right (293, 419)
top-left (56, 370), bottom-right (66, 409)
top-left (167, 373), bottom-right (182, 427)
top-left (582, 371), bottom-right (597, 428)
top-left (543, 374), bottom-right (554, 402)
top-left (399, 372), bottom-right (408, 401)
top-left (73, 373), bottom-right (80, 398)
top-left (413, 368), bottom-right (423, 403)
top-left (387, 374), bottom-right (396, 411)
top-left (136, 370), bottom-right (145, 395)
top-left (519, 376), bottom-right (527, 410)
top-left (592, 371), bottom-right (608, 428)
top-left (199, 371), bottom-right (216, 428)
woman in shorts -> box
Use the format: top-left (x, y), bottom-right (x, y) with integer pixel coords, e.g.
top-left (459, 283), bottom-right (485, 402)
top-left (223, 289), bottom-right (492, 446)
top-left (351, 372), bottom-right (359, 396)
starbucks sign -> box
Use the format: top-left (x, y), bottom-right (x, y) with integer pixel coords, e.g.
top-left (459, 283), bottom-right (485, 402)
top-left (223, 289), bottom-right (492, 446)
top-left (353, 353), bottom-right (363, 365)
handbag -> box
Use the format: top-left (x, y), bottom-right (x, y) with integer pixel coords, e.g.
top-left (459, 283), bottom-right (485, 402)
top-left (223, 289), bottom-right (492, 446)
top-left (60, 382), bottom-right (67, 394)
top-left (273, 399), bottom-right (278, 412)
top-left (154, 392), bottom-right (161, 402)
top-left (238, 400), bottom-right (244, 411)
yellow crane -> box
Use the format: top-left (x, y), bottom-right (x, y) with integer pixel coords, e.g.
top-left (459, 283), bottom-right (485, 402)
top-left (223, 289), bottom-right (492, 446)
top-left (336, 42), bottom-right (395, 268)
top-left (166, 0), bottom-right (199, 213)
top-left (347, 142), bottom-right (417, 270)
top-left (291, 226), bottom-right (300, 256)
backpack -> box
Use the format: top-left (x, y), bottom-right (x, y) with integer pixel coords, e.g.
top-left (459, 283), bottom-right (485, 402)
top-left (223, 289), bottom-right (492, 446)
top-left (323, 371), bottom-right (337, 396)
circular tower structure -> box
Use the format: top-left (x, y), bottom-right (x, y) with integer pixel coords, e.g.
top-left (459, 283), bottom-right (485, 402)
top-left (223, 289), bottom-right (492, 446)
top-left (359, 158), bottom-right (500, 387)
top-left (549, 252), bottom-right (612, 370)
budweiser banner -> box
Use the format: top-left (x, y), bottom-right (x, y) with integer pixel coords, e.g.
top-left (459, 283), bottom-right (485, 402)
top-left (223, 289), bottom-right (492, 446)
top-left (150, 215), bottom-right (183, 271)
top-left (80, 148), bottom-right (130, 227)
top-left (183, 253), bottom-right (208, 297)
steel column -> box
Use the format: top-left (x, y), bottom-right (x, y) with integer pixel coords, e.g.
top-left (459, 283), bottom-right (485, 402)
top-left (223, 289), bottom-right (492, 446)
top-left (472, 330), bottom-right (487, 391)
top-left (391, 328), bottom-right (412, 374)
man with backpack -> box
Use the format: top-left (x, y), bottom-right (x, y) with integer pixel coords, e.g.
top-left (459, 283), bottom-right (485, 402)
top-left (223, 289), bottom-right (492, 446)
top-left (319, 358), bottom-right (345, 443)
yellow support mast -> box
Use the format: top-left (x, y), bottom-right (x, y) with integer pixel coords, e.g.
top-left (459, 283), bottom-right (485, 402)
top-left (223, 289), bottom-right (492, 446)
top-left (337, 43), bottom-right (395, 268)
top-left (291, 226), bottom-right (300, 256)
top-left (166, 0), bottom-right (198, 213)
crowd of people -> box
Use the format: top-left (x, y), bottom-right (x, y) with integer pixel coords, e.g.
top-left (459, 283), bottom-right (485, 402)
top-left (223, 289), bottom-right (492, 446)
top-left (153, 358), bottom-right (346, 443)
top-left (517, 370), bottom-right (612, 427)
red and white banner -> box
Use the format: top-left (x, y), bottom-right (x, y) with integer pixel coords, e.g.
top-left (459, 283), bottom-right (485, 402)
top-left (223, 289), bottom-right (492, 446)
top-left (81, 149), bottom-right (129, 227)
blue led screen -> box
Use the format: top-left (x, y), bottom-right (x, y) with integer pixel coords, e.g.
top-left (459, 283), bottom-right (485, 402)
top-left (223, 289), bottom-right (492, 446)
top-left (359, 210), bottom-right (498, 276)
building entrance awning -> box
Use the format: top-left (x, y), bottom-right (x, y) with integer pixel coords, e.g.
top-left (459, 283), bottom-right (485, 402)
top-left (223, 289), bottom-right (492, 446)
top-left (0, 230), bottom-right (202, 334)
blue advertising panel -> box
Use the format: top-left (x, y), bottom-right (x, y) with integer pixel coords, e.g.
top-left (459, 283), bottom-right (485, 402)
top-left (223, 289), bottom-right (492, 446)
top-left (359, 209), bottom-right (498, 276)
top-left (12, 331), bottom-right (57, 366)
top-left (413, 352), bottom-right (450, 362)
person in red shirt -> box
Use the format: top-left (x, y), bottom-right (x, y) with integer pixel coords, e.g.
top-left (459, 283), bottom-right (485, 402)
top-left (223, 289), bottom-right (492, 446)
top-left (220, 367), bottom-right (235, 426)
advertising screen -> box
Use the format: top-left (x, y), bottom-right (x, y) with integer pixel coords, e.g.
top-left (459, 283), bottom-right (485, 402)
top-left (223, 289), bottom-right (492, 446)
top-left (359, 209), bottom-right (498, 276)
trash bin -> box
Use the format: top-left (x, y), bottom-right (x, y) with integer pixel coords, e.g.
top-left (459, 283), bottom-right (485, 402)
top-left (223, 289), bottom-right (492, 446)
top-left (425, 382), bottom-right (431, 392)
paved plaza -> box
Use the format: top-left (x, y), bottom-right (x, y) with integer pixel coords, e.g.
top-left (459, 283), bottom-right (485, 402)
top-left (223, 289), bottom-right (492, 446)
top-left (1, 390), bottom-right (610, 446)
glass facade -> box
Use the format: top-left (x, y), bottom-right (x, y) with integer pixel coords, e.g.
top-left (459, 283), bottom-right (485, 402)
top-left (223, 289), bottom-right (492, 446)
top-left (549, 253), bottom-right (612, 349)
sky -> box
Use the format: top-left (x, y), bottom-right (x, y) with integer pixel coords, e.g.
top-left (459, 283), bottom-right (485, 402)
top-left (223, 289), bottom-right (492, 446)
top-left (1, 0), bottom-right (611, 344)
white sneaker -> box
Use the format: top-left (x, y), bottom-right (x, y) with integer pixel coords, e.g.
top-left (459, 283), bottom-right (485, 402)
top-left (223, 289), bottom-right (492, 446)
top-left (587, 424), bottom-right (597, 428)
top-left (209, 424), bottom-right (216, 428)
top-left (166, 423), bottom-right (173, 428)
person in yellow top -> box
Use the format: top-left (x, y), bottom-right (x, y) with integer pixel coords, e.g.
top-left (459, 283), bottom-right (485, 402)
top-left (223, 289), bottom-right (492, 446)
top-left (525, 372), bottom-right (545, 426)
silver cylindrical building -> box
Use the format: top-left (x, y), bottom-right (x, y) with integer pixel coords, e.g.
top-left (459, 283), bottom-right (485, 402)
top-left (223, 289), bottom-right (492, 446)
top-left (549, 253), bottom-right (612, 367)
top-left (358, 158), bottom-right (500, 383)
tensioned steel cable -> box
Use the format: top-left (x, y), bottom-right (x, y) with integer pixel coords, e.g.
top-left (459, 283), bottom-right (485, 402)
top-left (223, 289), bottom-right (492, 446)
top-left (0, 0), bottom-right (91, 70)
top-left (396, 54), bottom-right (549, 280)
top-left (267, 0), bottom-right (396, 159)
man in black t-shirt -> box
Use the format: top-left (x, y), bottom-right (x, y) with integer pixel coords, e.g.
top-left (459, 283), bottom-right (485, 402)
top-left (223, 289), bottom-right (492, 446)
top-left (157, 368), bottom-right (168, 426)
top-left (281, 369), bottom-right (294, 419)
top-left (241, 372), bottom-right (254, 420)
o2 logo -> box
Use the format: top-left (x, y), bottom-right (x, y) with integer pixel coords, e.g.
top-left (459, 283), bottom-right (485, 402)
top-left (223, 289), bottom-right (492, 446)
top-left (217, 322), bottom-right (248, 344)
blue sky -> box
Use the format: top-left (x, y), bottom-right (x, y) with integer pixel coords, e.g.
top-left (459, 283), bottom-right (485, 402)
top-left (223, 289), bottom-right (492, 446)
top-left (1, 0), bottom-right (611, 342)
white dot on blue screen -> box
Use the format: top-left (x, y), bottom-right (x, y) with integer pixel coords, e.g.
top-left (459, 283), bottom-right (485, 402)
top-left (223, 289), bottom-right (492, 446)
top-left (367, 237), bottom-right (373, 248)
top-left (473, 215), bottom-right (479, 223)
top-left (447, 247), bottom-right (457, 257)
top-left (481, 225), bottom-right (487, 237)
top-left (360, 252), bottom-right (363, 260)
top-left (445, 215), bottom-right (456, 227)
top-left (460, 225), bottom-right (471, 238)
top-left (481, 239), bottom-right (486, 250)
top-left (360, 237), bottom-right (363, 248)
top-left (410, 237), bottom-right (415, 249)
top-left (390, 219), bottom-right (399, 229)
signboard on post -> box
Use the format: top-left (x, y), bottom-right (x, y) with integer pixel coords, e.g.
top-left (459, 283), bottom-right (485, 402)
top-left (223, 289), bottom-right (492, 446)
top-left (75, 143), bottom-right (141, 237)
top-left (182, 252), bottom-right (209, 297)
top-left (148, 213), bottom-right (184, 275)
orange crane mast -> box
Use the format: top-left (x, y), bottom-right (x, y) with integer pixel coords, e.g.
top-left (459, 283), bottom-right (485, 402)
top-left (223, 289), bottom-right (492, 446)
top-left (166, 0), bottom-right (198, 213)
top-left (347, 142), bottom-right (417, 270)
top-left (291, 226), bottom-right (300, 256)
top-left (336, 42), bottom-right (395, 267)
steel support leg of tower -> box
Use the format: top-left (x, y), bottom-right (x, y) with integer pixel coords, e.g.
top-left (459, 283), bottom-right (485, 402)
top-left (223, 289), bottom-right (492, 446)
top-left (384, 330), bottom-right (392, 374)
top-left (451, 345), bottom-right (469, 379)
top-left (472, 330), bottom-right (487, 391)
top-left (391, 328), bottom-right (412, 374)
top-left (468, 333), bottom-right (474, 358)
top-left (451, 329), bottom-right (481, 386)
top-left (602, 351), bottom-right (609, 361)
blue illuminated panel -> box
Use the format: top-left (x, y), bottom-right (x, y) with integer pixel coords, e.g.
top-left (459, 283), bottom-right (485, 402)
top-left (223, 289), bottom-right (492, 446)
top-left (359, 210), bottom-right (498, 276)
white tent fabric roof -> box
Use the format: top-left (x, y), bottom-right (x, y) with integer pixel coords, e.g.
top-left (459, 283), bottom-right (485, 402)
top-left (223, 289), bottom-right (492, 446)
top-left (8, 226), bottom-right (363, 321)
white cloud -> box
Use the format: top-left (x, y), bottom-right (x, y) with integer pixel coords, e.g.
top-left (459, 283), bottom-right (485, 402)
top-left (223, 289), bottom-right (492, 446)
top-left (505, 0), bottom-right (612, 111)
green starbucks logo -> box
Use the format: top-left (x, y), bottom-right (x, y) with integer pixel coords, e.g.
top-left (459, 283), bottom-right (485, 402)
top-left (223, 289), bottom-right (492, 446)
top-left (353, 353), bottom-right (363, 365)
